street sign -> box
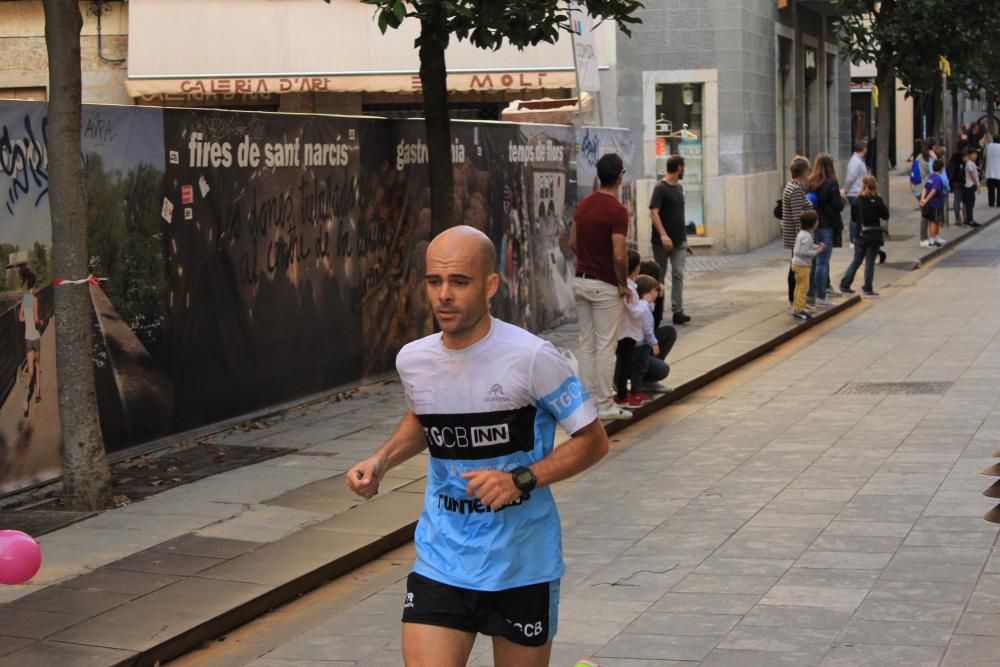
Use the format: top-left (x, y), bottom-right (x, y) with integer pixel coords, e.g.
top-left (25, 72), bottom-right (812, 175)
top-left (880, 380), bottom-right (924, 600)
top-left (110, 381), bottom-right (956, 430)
top-left (570, 3), bottom-right (600, 93)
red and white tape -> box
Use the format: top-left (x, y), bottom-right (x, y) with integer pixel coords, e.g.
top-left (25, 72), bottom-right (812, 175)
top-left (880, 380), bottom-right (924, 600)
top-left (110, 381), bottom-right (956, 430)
top-left (53, 275), bottom-right (107, 286)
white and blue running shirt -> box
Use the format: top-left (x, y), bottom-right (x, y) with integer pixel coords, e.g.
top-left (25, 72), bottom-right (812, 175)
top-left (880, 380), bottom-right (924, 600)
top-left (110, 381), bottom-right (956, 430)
top-left (396, 317), bottom-right (598, 592)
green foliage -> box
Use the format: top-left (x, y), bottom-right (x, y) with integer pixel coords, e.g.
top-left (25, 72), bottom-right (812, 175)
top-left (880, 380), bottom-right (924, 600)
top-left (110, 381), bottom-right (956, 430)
top-left (83, 154), bottom-right (167, 352)
top-left (29, 242), bottom-right (52, 286)
top-left (328, 0), bottom-right (643, 49)
top-left (835, 0), bottom-right (999, 94)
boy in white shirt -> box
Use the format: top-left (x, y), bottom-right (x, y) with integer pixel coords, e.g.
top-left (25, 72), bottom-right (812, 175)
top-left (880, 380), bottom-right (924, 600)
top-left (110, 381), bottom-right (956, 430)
top-left (791, 211), bottom-right (825, 321)
top-left (613, 251), bottom-right (644, 408)
top-left (625, 275), bottom-right (666, 407)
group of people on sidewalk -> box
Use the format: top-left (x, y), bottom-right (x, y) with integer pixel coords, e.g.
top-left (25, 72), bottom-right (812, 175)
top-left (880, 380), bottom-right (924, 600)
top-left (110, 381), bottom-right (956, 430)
top-left (781, 140), bottom-right (890, 320)
top-left (572, 153), bottom-right (684, 422)
top-left (910, 127), bottom-right (996, 246)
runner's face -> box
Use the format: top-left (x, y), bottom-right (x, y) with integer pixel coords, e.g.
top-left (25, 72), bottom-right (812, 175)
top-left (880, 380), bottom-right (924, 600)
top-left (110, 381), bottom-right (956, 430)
top-left (425, 243), bottom-right (498, 338)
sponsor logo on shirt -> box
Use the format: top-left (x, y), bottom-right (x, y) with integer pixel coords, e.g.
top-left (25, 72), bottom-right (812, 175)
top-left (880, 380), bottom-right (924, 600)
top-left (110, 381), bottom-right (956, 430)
top-left (422, 423), bottom-right (511, 448)
top-left (437, 493), bottom-right (524, 514)
top-left (485, 383), bottom-right (512, 403)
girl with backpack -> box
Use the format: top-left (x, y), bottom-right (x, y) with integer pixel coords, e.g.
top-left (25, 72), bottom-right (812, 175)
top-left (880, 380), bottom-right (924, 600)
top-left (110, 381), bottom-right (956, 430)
top-left (839, 176), bottom-right (889, 298)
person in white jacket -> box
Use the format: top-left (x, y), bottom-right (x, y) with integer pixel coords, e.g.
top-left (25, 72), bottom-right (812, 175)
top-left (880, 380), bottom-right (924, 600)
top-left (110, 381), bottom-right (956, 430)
top-left (985, 136), bottom-right (1000, 207)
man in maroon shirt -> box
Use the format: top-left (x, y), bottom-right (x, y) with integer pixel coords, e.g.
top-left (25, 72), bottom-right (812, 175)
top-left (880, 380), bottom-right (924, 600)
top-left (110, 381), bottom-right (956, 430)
top-left (570, 153), bottom-right (632, 421)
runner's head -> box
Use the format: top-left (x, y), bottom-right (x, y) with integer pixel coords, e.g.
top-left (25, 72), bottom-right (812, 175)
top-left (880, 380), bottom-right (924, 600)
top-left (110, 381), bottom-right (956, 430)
top-left (425, 225), bottom-right (499, 345)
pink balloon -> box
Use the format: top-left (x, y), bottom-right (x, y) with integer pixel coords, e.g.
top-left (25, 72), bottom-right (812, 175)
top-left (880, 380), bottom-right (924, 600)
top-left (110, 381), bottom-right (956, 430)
top-left (0, 530), bottom-right (42, 585)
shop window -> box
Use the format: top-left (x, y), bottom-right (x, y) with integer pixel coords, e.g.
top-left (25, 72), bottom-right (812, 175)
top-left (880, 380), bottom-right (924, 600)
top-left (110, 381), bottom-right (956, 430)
top-left (654, 83), bottom-right (705, 237)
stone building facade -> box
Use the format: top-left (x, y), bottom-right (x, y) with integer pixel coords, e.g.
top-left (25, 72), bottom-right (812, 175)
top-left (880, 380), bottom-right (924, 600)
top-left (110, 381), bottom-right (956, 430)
top-left (607, 0), bottom-right (851, 254)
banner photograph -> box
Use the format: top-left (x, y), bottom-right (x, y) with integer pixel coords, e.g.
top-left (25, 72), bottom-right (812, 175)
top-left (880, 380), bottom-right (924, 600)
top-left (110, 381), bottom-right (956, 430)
top-left (0, 99), bottom-right (635, 495)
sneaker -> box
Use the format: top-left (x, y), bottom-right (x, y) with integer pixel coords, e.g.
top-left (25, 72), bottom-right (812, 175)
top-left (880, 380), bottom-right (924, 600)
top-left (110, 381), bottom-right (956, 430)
top-left (920, 240), bottom-right (933, 248)
top-left (840, 285), bottom-right (856, 294)
top-left (806, 296), bottom-right (816, 307)
top-left (614, 395), bottom-right (630, 408)
top-left (969, 221), bottom-right (982, 228)
top-left (642, 382), bottom-right (671, 393)
top-left (672, 311), bottom-right (691, 325)
top-left (862, 290), bottom-right (880, 298)
top-left (930, 241), bottom-right (942, 248)
top-left (878, 251), bottom-right (887, 264)
top-left (814, 297), bottom-right (834, 308)
top-left (792, 311), bottom-right (812, 321)
top-left (627, 392), bottom-right (650, 408)
top-left (935, 237), bottom-right (947, 244)
top-left (599, 406), bottom-right (633, 421)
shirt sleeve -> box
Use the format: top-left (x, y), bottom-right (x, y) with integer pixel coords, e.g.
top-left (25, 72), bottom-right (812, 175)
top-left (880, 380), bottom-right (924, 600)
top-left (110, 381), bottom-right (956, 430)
top-left (530, 341), bottom-right (599, 435)
top-left (648, 183), bottom-right (663, 210)
top-left (641, 307), bottom-right (657, 346)
top-left (611, 205), bottom-right (629, 236)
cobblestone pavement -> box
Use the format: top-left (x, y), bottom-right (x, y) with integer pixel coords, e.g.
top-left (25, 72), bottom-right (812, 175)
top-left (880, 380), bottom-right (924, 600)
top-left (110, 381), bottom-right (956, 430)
top-left (217, 208), bottom-right (1000, 667)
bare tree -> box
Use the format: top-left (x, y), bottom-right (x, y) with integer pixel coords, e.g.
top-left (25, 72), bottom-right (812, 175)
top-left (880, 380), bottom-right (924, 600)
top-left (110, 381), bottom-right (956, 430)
top-left (43, 0), bottom-right (111, 511)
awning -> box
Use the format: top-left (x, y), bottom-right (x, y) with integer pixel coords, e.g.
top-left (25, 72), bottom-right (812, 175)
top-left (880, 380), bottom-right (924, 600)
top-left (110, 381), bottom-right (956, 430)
top-left (126, 0), bottom-right (605, 98)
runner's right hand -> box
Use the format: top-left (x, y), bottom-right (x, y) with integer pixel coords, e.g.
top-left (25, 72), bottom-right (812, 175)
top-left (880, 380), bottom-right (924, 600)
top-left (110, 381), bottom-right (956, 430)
top-left (347, 456), bottom-right (384, 499)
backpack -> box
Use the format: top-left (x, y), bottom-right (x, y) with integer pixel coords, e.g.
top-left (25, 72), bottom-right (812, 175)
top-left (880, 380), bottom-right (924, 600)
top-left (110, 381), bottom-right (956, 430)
top-left (910, 159), bottom-right (922, 185)
top-left (806, 191), bottom-right (818, 208)
top-left (773, 199), bottom-right (783, 220)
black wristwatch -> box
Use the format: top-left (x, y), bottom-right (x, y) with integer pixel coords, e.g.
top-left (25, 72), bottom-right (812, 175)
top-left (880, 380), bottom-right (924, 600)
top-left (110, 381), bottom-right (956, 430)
top-left (511, 466), bottom-right (537, 495)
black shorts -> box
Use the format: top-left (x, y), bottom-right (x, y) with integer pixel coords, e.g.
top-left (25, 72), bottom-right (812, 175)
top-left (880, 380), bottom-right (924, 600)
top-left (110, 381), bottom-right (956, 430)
top-left (962, 187), bottom-right (978, 206)
top-left (401, 572), bottom-right (560, 647)
top-left (921, 206), bottom-right (943, 222)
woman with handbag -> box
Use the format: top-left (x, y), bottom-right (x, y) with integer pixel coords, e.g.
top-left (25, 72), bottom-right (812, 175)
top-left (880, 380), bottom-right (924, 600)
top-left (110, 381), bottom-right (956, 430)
top-left (806, 153), bottom-right (845, 308)
top-left (839, 176), bottom-right (888, 298)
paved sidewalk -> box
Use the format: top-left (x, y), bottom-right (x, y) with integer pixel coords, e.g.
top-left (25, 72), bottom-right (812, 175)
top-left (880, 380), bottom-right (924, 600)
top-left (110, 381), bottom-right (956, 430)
top-left (197, 203), bottom-right (1000, 667)
top-left (0, 175), bottom-right (996, 666)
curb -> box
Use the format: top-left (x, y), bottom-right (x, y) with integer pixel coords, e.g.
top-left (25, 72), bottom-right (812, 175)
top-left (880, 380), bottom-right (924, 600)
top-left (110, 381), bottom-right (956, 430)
top-left (115, 525), bottom-right (416, 666)
top-left (604, 294), bottom-right (861, 434)
top-left (912, 213), bottom-right (1000, 268)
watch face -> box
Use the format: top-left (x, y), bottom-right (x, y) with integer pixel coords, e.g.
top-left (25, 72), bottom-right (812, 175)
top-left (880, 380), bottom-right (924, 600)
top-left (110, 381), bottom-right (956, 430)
top-left (515, 470), bottom-right (533, 485)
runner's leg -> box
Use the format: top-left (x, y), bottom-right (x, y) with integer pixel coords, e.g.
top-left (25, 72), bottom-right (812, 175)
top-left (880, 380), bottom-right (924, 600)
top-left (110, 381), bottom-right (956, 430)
top-left (402, 623), bottom-right (476, 667)
top-left (492, 636), bottom-right (553, 667)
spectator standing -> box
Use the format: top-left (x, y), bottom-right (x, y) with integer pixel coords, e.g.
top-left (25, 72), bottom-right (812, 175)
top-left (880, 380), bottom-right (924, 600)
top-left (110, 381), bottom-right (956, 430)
top-left (649, 156), bottom-right (691, 325)
top-left (947, 139), bottom-right (968, 228)
top-left (919, 159), bottom-right (947, 247)
top-left (964, 148), bottom-right (982, 227)
top-left (840, 175), bottom-right (889, 298)
top-left (791, 211), bottom-right (825, 321)
top-left (571, 153), bottom-right (633, 421)
top-left (985, 136), bottom-right (1000, 207)
top-left (781, 156), bottom-right (812, 312)
top-left (806, 153), bottom-right (845, 308)
top-left (843, 141), bottom-right (869, 246)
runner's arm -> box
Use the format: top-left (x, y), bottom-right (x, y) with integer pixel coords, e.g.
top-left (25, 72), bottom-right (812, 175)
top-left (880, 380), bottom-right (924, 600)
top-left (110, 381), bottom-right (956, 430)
top-left (462, 419), bottom-right (608, 510)
top-left (530, 419), bottom-right (608, 488)
top-left (347, 410), bottom-right (427, 499)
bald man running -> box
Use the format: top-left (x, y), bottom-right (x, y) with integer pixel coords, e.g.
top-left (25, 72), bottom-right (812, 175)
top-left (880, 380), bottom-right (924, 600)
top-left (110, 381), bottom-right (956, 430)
top-left (347, 226), bottom-right (609, 667)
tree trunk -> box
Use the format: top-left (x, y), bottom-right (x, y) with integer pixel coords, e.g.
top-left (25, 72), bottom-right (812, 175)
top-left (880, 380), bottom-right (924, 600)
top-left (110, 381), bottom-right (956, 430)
top-left (875, 62), bottom-right (894, 207)
top-left (43, 1), bottom-right (111, 511)
top-left (952, 83), bottom-right (961, 148)
top-left (419, 20), bottom-right (454, 237)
